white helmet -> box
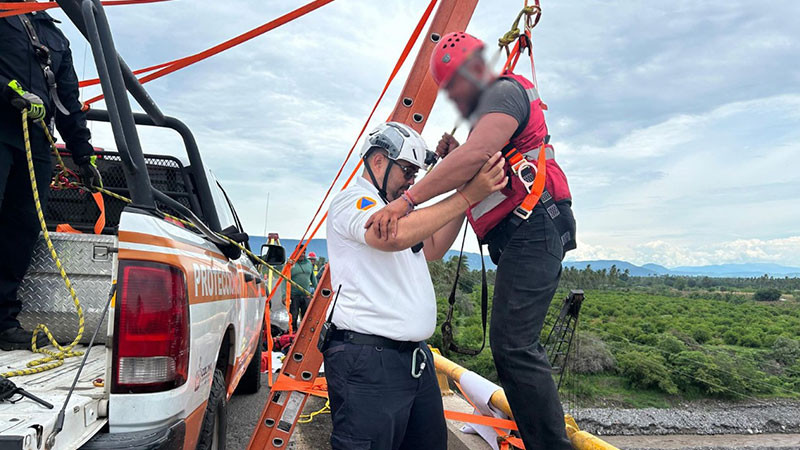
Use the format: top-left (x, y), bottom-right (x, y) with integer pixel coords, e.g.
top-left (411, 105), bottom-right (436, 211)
top-left (360, 122), bottom-right (433, 170)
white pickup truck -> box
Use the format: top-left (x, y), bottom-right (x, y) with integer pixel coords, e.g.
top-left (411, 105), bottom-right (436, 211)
top-left (0, 2), bottom-right (282, 449)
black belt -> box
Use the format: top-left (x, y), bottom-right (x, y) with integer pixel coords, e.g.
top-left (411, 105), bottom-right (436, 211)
top-left (329, 329), bottom-right (421, 352)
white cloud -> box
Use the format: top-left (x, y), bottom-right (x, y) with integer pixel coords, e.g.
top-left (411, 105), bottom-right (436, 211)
top-left (47, 0), bottom-right (800, 267)
top-left (569, 236), bottom-right (800, 268)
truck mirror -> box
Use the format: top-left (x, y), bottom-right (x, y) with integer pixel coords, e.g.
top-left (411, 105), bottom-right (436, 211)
top-left (260, 244), bottom-right (286, 266)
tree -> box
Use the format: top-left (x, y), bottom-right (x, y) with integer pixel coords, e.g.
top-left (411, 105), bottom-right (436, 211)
top-left (754, 288), bottom-right (782, 302)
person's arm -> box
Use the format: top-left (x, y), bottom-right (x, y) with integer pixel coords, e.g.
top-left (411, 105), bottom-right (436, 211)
top-left (52, 36), bottom-right (93, 164)
top-left (366, 113), bottom-right (518, 239)
top-left (412, 113), bottom-right (518, 204)
top-left (310, 266), bottom-right (318, 288)
top-left (422, 213), bottom-right (465, 261)
top-left (365, 152), bottom-right (506, 252)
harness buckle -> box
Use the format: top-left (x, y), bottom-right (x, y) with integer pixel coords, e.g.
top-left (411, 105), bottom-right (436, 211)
top-left (513, 205), bottom-right (533, 220)
top-left (511, 159), bottom-right (537, 193)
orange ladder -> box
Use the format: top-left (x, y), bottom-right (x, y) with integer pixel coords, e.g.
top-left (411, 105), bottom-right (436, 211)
top-left (245, 0), bottom-right (479, 448)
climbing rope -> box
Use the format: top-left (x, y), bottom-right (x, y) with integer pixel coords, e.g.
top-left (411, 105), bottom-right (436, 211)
top-left (40, 125), bottom-right (312, 298)
top-left (1, 111), bottom-right (86, 379)
top-left (497, 0), bottom-right (542, 55)
top-left (297, 399), bottom-right (330, 424)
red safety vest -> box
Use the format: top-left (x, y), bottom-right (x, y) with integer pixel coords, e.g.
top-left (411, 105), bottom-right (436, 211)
top-left (466, 73), bottom-right (572, 240)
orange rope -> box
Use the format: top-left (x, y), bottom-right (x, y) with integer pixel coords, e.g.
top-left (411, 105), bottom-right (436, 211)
top-left (83, 0), bottom-right (337, 105)
top-left (289, 0), bottom-right (438, 261)
top-left (262, 0), bottom-right (438, 320)
top-left (0, 0), bottom-right (171, 19)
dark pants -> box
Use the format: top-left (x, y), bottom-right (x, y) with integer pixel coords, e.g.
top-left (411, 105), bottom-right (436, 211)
top-left (487, 208), bottom-right (573, 450)
top-left (0, 140), bottom-right (51, 331)
top-left (324, 341), bottom-right (446, 450)
top-left (290, 294), bottom-right (309, 330)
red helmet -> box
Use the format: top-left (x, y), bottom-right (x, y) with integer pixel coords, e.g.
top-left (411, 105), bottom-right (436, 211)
top-left (308, 252), bottom-right (317, 259)
top-left (429, 31), bottom-right (485, 87)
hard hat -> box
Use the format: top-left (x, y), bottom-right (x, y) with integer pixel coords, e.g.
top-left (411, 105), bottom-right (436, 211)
top-left (359, 122), bottom-right (433, 170)
top-left (430, 31), bottom-right (485, 87)
top-left (308, 252), bottom-right (317, 259)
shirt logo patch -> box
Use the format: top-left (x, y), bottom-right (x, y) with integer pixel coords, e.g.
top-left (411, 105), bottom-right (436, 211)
top-left (356, 197), bottom-right (376, 211)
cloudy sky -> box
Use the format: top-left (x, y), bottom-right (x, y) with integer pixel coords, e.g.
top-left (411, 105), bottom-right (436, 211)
top-left (48, 0), bottom-right (800, 267)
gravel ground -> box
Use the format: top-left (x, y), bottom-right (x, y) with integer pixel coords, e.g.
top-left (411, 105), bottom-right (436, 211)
top-left (604, 433), bottom-right (800, 450)
top-left (575, 400), bottom-right (800, 436)
top-left (225, 372), bottom-right (800, 449)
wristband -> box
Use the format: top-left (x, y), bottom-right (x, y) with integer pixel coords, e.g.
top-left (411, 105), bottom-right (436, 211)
top-left (456, 190), bottom-right (472, 209)
top-left (400, 192), bottom-right (415, 214)
top-left (404, 190), bottom-right (418, 207)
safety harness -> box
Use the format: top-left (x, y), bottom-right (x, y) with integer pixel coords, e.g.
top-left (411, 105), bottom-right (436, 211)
top-left (441, 1), bottom-right (575, 357)
top-left (17, 13), bottom-right (70, 116)
top-left (440, 141), bottom-right (547, 357)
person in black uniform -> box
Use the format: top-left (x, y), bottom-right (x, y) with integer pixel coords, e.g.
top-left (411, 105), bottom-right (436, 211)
top-left (0, 3), bottom-right (101, 350)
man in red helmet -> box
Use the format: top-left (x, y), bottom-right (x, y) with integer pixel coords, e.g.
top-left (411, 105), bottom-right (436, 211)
top-left (366, 31), bottom-right (576, 449)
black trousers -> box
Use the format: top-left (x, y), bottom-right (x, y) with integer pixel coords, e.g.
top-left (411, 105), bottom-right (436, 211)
top-left (289, 294), bottom-right (309, 330)
top-left (0, 140), bottom-right (51, 331)
top-left (487, 208), bottom-right (574, 450)
top-left (324, 341), bottom-right (446, 450)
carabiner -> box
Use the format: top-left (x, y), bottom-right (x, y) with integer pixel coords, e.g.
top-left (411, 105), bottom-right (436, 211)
top-left (411, 347), bottom-right (428, 379)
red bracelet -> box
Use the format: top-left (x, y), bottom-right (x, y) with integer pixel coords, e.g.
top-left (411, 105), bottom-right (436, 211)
top-left (456, 190), bottom-right (472, 209)
top-left (404, 190), bottom-right (418, 207)
top-left (400, 193), bottom-right (415, 214)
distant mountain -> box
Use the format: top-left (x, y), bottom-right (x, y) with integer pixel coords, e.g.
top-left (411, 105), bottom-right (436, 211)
top-left (564, 260), bottom-right (663, 277)
top-left (565, 260), bottom-right (800, 278)
top-left (642, 263), bottom-right (670, 275)
top-left (248, 237), bottom-right (800, 278)
top-left (670, 263), bottom-right (800, 278)
top-left (248, 236), bottom-right (497, 269)
top-left (443, 249), bottom-right (496, 270)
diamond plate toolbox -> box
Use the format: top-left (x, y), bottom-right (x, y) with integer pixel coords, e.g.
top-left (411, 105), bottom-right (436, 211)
top-left (18, 232), bottom-right (117, 344)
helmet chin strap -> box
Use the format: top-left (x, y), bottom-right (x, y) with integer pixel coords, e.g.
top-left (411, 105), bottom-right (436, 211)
top-left (364, 157), bottom-right (395, 204)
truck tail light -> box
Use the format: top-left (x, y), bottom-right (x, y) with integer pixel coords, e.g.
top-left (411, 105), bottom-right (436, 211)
top-left (113, 261), bottom-right (189, 393)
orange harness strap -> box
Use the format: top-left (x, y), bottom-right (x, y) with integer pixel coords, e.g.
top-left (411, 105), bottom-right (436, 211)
top-left (271, 374), bottom-right (328, 398)
top-left (92, 191), bottom-right (106, 235)
top-left (56, 224), bottom-right (81, 233)
top-left (503, 29), bottom-right (547, 110)
top-left (449, 379), bottom-right (526, 449)
top-left (502, 142), bottom-right (547, 220)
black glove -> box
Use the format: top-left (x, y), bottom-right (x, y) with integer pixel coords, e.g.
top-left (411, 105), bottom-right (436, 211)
top-left (78, 156), bottom-right (103, 190)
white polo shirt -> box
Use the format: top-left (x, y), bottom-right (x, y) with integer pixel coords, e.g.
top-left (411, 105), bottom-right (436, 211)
top-left (326, 176), bottom-right (437, 342)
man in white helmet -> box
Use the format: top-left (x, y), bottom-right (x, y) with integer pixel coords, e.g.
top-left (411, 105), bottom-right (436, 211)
top-left (323, 121), bottom-right (506, 449)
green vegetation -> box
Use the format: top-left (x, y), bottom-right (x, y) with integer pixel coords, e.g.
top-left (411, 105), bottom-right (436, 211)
top-left (427, 259), bottom-right (800, 408)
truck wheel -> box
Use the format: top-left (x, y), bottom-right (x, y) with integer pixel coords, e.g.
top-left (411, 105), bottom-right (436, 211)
top-left (197, 369), bottom-right (227, 450)
top-left (235, 330), bottom-right (263, 395)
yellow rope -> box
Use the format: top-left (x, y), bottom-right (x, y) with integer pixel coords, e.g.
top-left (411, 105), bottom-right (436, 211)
top-left (497, 3), bottom-right (541, 54)
top-left (39, 125), bottom-right (311, 298)
top-left (297, 399), bottom-right (330, 424)
top-left (1, 110), bottom-right (85, 378)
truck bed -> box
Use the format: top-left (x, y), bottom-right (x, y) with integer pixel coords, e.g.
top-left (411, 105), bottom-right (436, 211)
top-left (0, 346), bottom-right (107, 450)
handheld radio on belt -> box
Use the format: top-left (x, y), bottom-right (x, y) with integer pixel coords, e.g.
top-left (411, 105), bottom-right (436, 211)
top-left (316, 284), bottom-right (342, 352)
top-left (18, 14), bottom-right (71, 117)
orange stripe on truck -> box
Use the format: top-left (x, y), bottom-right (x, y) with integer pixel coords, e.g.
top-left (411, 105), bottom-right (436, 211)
top-left (119, 230), bottom-right (226, 260)
top-left (182, 400), bottom-right (208, 450)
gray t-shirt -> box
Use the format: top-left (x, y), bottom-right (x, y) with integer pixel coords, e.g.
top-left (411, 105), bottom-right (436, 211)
top-left (470, 78), bottom-right (529, 131)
